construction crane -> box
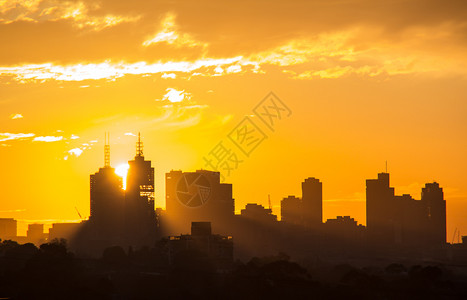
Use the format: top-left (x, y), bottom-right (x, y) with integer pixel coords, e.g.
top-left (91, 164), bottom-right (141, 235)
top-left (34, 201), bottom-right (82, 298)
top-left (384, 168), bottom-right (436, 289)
top-left (75, 206), bottom-right (83, 220)
top-left (452, 227), bottom-right (458, 244)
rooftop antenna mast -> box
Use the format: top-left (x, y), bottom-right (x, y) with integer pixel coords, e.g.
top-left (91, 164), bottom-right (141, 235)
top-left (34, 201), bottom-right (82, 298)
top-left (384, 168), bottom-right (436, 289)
top-left (268, 194), bottom-right (272, 211)
top-left (104, 132), bottom-right (110, 167)
top-left (385, 160), bottom-right (388, 173)
top-left (136, 132), bottom-right (144, 157)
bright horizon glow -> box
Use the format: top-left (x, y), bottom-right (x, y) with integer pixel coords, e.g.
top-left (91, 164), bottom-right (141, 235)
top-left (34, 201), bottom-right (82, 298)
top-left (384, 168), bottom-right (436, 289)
top-left (115, 163), bottom-right (130, 190)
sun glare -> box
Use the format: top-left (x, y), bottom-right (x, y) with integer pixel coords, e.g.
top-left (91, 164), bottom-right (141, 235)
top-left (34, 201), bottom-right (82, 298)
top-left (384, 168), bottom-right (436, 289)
top-left (115, 163), bottom-right (130, 190)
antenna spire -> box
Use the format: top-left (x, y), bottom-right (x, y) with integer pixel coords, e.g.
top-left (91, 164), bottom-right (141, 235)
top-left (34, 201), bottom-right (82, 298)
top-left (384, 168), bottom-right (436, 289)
top-left (385, 160), bottom-right (388, 173)
top-left (136, 132), bottom-right (143, 157)
top-left (104, 132), bottom-right (110, 167)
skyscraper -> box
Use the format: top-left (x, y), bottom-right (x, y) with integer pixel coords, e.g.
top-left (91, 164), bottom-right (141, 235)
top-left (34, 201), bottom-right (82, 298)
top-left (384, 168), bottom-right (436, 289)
top-left (90, 133), bottom-right (124, 240)
top-left (165, 169), bottom-right (234, 235)
top-left (422, 182), bottom-right (446, 245)
top-left (366, 172), bottom-right (396, 244)
top-left (302, 177), bottom-right (323, 228)
top-left (124, 133), bottom-right (157, 247)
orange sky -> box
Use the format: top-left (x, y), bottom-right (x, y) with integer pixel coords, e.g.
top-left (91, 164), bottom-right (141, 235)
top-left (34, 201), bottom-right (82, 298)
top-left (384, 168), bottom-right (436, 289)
top-left (1, 0), bottom-right (467, 239)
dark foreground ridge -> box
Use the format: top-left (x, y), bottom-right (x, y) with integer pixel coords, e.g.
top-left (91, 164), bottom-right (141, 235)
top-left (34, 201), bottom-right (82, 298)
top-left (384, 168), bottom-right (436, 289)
top-left (1, 239), bottom-right (467, 300)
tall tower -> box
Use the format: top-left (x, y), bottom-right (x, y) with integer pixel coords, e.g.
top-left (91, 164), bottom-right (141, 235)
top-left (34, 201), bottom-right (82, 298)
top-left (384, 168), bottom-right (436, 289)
top-left (366, 172), bottom-right (396, 244)
top-left (421, 182), bottom-right (446, 245)
top-left (124, 133), bottom-right (156, 247)
top-left (301, 177), bottom-right (322, 228)
top-left (90, 133), bottom-right (124, 240)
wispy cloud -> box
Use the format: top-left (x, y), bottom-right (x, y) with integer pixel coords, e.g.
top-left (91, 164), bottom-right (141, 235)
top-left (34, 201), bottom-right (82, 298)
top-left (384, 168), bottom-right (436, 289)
top-left (0, 208), bottom-right (26, 213)
top-left (1, 24), bottom-right (463, 84)
top-left (0, 57), bottom-right (254, 82)
top-left (68, 148), bottom-right (83, 157)
top-left (33, 135), bottom-right (63, 142)
top-left (0, 0), bottom-right (140, 31)
top-left (157, 88), bottom-right (191, 103)
top-left (142, 13), bottom-right (207, 48)
top-left (33, 136), bottom-right (63, 142)
top-left (64, 139), bottom-right (97, 160)
top-left (161, 73), bottom-right (176, 79)
top-left (9, 113), bottom-right (23, 119)
top-left (0, 132), bottom-right (35, 142)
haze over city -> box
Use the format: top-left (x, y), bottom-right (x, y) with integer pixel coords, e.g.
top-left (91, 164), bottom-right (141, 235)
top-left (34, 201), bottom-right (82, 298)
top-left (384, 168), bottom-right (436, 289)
top-left (1, 0), bottom-right (466, 239)
top-left (1, 1), bottom-right (467, 298)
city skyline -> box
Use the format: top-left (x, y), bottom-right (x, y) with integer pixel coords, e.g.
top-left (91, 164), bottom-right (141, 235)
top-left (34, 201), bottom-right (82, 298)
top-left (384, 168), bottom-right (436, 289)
top-left (1, 0), bottom-right (466, 242)
top-left (0, 135), bottom-right (449, 246)
top-left (0, 131), bottom-right (459, 239)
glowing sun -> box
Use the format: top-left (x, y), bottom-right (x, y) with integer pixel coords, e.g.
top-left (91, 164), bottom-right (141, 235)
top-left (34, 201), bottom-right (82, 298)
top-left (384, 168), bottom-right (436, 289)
top-left (115, 163), bottom-right (130, 190)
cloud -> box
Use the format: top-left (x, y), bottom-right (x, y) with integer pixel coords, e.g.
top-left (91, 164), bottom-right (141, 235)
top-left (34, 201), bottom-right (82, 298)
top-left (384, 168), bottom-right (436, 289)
top-left (0, 208), bottom-right (26, 213)
top-left (158, 88), bottom-right (191, 103)
top-left (161, 73), bottom-right (176, 79)
top-left (0, 0), bottom-right (140, 31)
top-left (1, 4), bottom-right (466, 83)
top-left (0, 132), bottom-right (35, 142)
top-left (124, 132), bottom-right (136, 136)
top-left (9, 113), bottom-right (23, 119)
top-left (0, 56), bottom-right (254, 82)
top-left (68, 147), bottom-right (83, 157)
top-left (142, 13), bottom-right (207, 48)
top-left (70, 134), bottom-right (79, 139)
top-left (33, 135), bottom-right (63, 142)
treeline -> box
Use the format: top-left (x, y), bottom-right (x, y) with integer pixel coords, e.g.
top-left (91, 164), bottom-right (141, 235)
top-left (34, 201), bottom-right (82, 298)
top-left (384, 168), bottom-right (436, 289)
top-left (1, 239), bottom-right (467, 299)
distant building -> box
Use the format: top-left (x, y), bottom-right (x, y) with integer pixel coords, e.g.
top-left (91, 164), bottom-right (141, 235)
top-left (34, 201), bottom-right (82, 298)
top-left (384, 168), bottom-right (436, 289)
top-left (164, 222), bottom-right (233, 270)
top-left (90, 165), bottom-right (124, 240)
top-left (165, 169), bottom-right (234, 235)
top-left (0, 218), bottom-right (17, 240)
top-left (27, 224), bottom-right (46, 245)
top-left (240, 203), bottom-right (277, 224)
top-left (124, 134), bottom-right (157, 247)
top-left (302, 177), bottom-right (323, 227)
top-left (422, 182), bottom-right (446, 245)
top-left (366, 172), bottom-right (447, 247)
top-left (49, 222), bottom-right (82, 241)
top-left (280, 196), bottom-right (301, 225)
top-left (325, 216), bottom-right (365, 241)
top-left (366, 173), bottom-right (396, 244)
top-left (393, 194), bottom-right (427, 246)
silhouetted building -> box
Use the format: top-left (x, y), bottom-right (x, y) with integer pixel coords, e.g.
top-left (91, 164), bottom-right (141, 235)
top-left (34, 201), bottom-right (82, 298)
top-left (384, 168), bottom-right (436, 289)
top-left (86, 134), bottom-right (125, 250)
top-left (366, 172), bottom-right (396, 244)
top-left (366, 172), bottom-right (447, 248)
top-left (90, 165), bottom-right (124, 241)
top-left (27, 224), bottom-right (46, 245)
top-left (422, 182), bottom-right (446, 245)
top-left (165, 169), bottom-right (234, 236)
top-left (280, 196), bottom-right (301, 225)
top-left (240, 203), bottom-right (277, 224)
top-left (393, 194), bottom-right (427, 246)
top-left (49, 222), bottom-right (82, 241)
top-left (325, 216), bottom-right (365, 242)
top-left (163, 222), bottom-right (233, 270)
top-left (124, 133), bottom-right (157, 248)
top-left (302, 177), bottom-right (323, 227)
top-left (0, 218), bottom-right (16, 240)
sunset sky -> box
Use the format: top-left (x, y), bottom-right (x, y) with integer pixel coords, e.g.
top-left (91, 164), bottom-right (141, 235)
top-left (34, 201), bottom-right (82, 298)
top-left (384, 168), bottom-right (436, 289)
top-left (1, 0), bottom-right (466, 239)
